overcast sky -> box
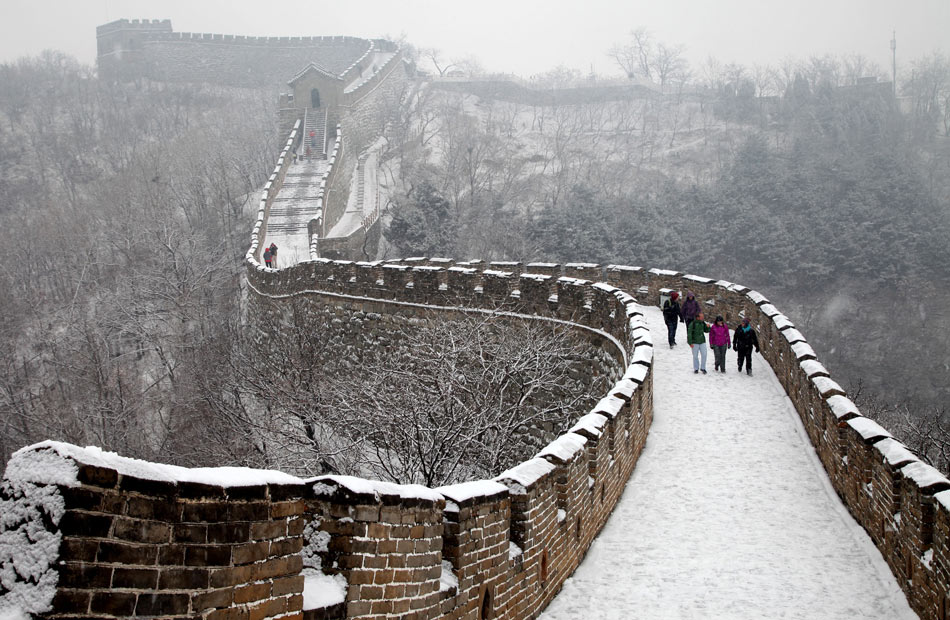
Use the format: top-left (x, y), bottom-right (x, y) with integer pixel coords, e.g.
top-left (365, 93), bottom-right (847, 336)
top-left (1, 0), bottom-right (946, 79)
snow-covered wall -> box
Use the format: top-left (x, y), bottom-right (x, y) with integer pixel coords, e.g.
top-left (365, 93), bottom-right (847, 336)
top-left (96, 19), bottom-right (371, 89)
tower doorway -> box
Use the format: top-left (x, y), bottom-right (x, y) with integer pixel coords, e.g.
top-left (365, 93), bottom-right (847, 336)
top-left (311, 88), bottom-right (321, 108)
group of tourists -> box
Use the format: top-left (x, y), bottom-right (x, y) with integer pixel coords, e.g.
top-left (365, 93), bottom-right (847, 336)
top-left (263, 242), bottom-right (278, 268)
top-left (662, 291), bottom-right (761, 376)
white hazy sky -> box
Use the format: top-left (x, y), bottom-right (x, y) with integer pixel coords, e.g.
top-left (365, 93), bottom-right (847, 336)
top-left (1, 0), bottom-right (946, 78)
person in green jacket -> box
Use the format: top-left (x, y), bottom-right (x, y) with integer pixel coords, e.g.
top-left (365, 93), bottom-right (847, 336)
top-left (687, 311), bottom-right (711, 374)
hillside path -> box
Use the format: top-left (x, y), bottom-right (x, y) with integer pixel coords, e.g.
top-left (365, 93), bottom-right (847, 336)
top-left (538, 306), bottom-right (917, 620)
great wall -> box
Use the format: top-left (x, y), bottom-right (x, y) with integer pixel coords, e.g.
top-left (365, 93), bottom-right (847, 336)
top-left (1, 18), bottom-right (949, 620)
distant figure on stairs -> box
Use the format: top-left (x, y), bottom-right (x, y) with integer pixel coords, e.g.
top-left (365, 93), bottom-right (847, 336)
top-left (309, 129), bottom-right (316, 148)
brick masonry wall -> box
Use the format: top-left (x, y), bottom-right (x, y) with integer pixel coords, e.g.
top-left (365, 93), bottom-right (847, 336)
top-left (0, 446), bottom-right (306, 619)
top-left (11, 254), bottom-right (946, 619)
top-left (97, 20), bottom-right (371, 90)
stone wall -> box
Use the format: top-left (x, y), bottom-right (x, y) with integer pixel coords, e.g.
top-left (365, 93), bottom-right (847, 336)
top-left (96, 20), bottom-right (370, 90)
top-left (2, 258), bottom-right (655, 620)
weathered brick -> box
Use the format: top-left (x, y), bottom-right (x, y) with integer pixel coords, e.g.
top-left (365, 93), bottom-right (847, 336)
top-left (192, 587), bottom-right (233, 611)
top-left (90, 591), bottom-right (137, 616)
top-left (51, 589), bottom-right (90, 614)
top-left (248, 595), bottom-right (287, 620)
top-left (270, 536), bottom-right (303, 557)
top-left (58, 562), bottom-right (113, 589)
top-left (185, 544), bottom-right (232, 566)
top-left (112, 567), bottom-right (159, 589)
top-left (181, 502), bottom-right (230, 523)
top-left (97, 540), bottom-right (158, 565)
top-left (230, 502), bottom-right (270, 521)
top-left (208, 521), bottom-right (251, 544)
top-left (119, 474), bottom-right (177, 497)
top-left (135, 592), bottom-right (190, 616)
top-left (128, 496), bottom-right (180, 521)
top-left (233, 541), bottom-right (270, 565)
top-left (250, 519), bottom-right (286, 540)
top-left (78, 464), bottom-right (118, 488)
top-left (59, 510), bottom-right (113, 537)
top-left (234, 581), bottom-right (271, 604)
top-left (173, 523), bottom-right (208, 543)
top-left (159, 567), bottom-right (210, 589)
top-left (272, 575), bottom-right (305, 596)
top-left (113, 517), bottom-right (171, 544)
top-left (59, 537), bottom-right (99, 562)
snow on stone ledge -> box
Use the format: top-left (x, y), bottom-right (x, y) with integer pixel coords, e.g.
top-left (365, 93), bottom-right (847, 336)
top-left (13, 441), bottom-right (303, 488)
top-left (649, 268), bottom-right (679, 277)
top-left (437, 480), bottom-right (508, 505)
top-left (800, 360), bottom-right (830, 378)
top-left (826, 395), bottom-right (860, 420)
top-left (902, 461), bottom-right (950, 492)
top-left (570, 413), bottom-right (609, 437)
top-left (611, 379), bottom-right (638, 401)
top-left (780, 328), bottom-right (806, 345)
top-left (593, 394), bottom-right (627, 419)
top-left (873, 438), bottom-right (919, 468)
top-left (773, 315), bottom-right (795, 331)
top-left (623, 364), bottom-right (649, 384)
top-left (759, 303), bottom-right (780, 317)
top-left (302, 569), bottom-right (346, 611)
top-left (631, 346), bottom-right (653, 366)
top-left (683, 274), bottom-right (714, 284)
top-left (495, 458), bottom-right (556, 491)
top-left (606, 264), bottom-right (642, 273)
top-left (791, 342), bottom-right (817, 360)
top-left (746, 290), bottom-right (769, 305)
top-left (537, 433), bottom-right (588, 463)
top-left (811, 376), bottom-right (844, 398)
top-left (592, 282), bottom-right (618, 294)
top-left (846, 417), bottom-right (893, 442)
top-left (312, 475), bottom-right (443, 502)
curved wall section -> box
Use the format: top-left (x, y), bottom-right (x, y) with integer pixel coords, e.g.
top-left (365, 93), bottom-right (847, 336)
top-left (1, 258), bottom-right (655, 620)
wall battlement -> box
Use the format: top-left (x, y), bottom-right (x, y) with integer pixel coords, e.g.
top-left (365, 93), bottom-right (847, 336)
top-left (96, 19), bottom-right (374, 88)
top-left (6, 253), bottom-right (950, 618)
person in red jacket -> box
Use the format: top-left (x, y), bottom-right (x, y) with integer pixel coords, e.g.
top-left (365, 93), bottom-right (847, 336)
top-left (709, 315), bottom-right (731, 373)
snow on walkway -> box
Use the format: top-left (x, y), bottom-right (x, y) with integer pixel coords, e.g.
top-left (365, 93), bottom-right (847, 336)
top-left (539, 306), bottom-right (917, 620)
top-left (263, 157), bottom-right (329, 267)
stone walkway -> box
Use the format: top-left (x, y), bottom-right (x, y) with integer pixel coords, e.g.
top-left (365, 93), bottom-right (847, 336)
top-left (538, 306), bottom-right (917, 620)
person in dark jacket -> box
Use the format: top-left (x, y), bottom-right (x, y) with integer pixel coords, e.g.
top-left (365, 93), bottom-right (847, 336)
top-left (687, 311), bottom-right (711, 374)
top-left (662, 291), bottom-right (682, 348)
top-left (269, 243), bottom-right (278, 268)
top-left (263, 247), bottom-right (273, 268)
top-left (732, 317), bottom-right (760, 376)
top-left (680, 291), bottom-right (701, 328)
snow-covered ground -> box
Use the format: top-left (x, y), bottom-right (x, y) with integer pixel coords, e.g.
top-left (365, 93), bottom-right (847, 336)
top-left (539, 306), bottom-right (917, 620)
top-left (263, 156), bottom-right (329, 266)
top-left (326, 139), bottom-right (385, 239)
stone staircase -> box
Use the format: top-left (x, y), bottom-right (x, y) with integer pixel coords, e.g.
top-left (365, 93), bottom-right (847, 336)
top-left (303, 108), bottom-right (328, 159)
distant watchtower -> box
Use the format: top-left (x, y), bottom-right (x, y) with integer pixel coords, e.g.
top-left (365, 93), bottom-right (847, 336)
top-left (96, 19), bottom-right (172, 82)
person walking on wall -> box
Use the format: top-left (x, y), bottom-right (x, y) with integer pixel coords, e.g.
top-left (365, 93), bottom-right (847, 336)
top-left (662, 291), bottom-right (682, 348)
top-left (680, 291), bottom-right (701, 328)
top-left (709, 315), bottom-right (731, 373)
top-left (733, 317), bottom-right (760, 376)
top-left (269, 243), bottom-right (278, 268)
top-left (309, 129), bottom-right (316, 148)
top-left (687, 311), bottom-right (711, 374)
top-left (263, 247), bottom-right (273, 268)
